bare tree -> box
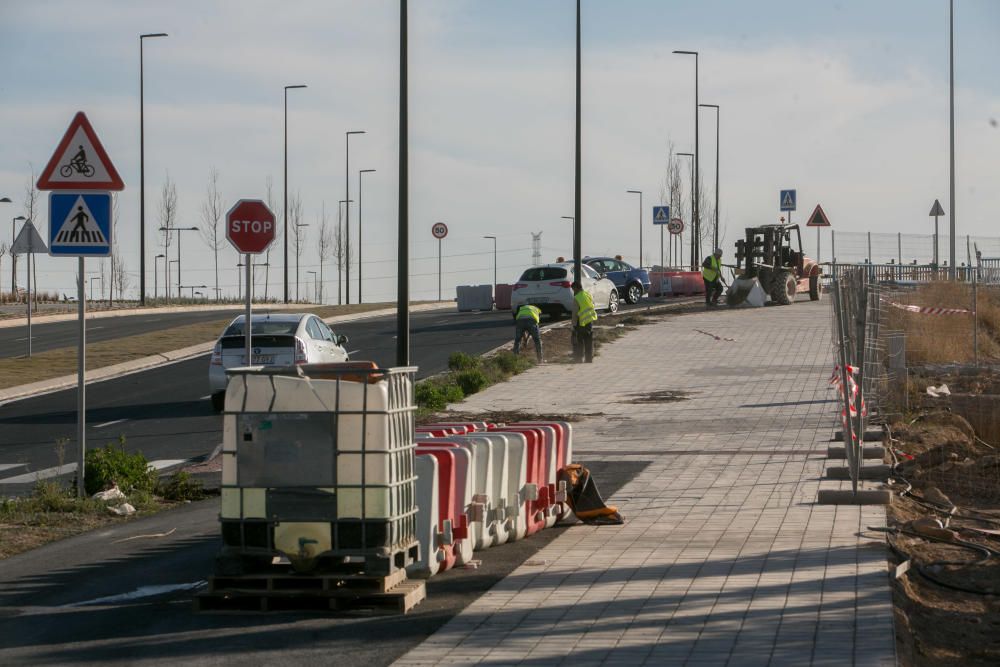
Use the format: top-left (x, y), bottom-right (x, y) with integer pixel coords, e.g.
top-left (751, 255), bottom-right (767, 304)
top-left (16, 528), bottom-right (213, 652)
top-left (289, 192), bottom-right (306, 301)
top-left (659, 142), bottom-right (687, 268)
top-left (263, 175), bottom-right (283, 302)
top-left (198, 167), bottom-right (225, 302)
top-left (112, 236), bottom-right (131, 299)
top-left (158, 174), bottom-right (178, 301)
top-left (22, 167), bottom-right (40, 309)
top-left (316, 203), bottom-right (332, 304)
top-left (0, 241), bottom-right (7, 300)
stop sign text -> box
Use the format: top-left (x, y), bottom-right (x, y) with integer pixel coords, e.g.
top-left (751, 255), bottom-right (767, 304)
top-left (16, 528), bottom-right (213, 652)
top-left (226, 199), bottom-right (276, 254)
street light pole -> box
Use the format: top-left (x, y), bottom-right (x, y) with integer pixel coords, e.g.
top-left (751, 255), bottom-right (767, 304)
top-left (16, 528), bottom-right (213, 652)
top-left (948, 0), bottom-right (956, 279)
top-left (139, 32), bottom-right (167, 306)
top-left (397, 0), bottom-right (409, 366)
top-left (344, 130), bottom-right (365, 304)
top-left (674, 49), bottom-right (699, 269)
top-left (699, 103), bottom-right (720, 252)
top-left (338, 199), bottom-right (352, 305)
top-left (295, 222), bottom-right (309, 301)
top-left (154, 253), bottom-right (164, 299)
top-left (627, 190), bottom-right (642, 267)
top-left (307, 270), bottom-right (318, 303)
top-left (159, 226), bottom-right (197, 299)
top-left (358, 169), bottom-right (376, 303)
top-left (678, 152), bottom-right (694, 266)
top-left (283, 84), bottom-right (307, 303)
top-left (11, 215), bottom-right (25, 294)
top-left (483, 235), bottom-right (497, 295)
top-left (573, 0), bottom-right (582, 287)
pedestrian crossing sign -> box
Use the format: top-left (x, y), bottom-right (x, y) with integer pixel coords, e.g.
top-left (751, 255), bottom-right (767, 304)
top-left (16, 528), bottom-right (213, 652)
top-left (652, 206), bottom-right (670, 225)
top-left (49, 191), bottom-right (112, 256)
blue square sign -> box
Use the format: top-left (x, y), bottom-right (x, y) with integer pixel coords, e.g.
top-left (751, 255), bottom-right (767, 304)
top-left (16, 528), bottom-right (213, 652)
top-left (780, 189), bottom-right (797, 212)
top-left (652, 206), bottom-right (670, 225)
top-left (49, 191), bottom-right (112, 256)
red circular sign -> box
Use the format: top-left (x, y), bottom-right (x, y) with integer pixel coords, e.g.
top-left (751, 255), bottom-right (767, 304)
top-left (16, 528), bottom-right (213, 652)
top-left (431, 222), bottom-right (448, 239)
top-left (667, 218), bottom-right (684, 235)
top-left (227, 199), bottom-right (276, 254)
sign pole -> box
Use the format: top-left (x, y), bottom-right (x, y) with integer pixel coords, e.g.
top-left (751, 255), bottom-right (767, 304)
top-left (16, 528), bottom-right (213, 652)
top-left (934, 214), bottom-right (939, 266)
top-left (26, 252), bottom-right (32, 358)
top-left (77, 257), bottom-right (86, 498)
top-left (245, 254), bottom-right (252, 368)
top-left (817, 227), bottom-right (820, 266)
top-left (438, 237), bottom-right (442, 302)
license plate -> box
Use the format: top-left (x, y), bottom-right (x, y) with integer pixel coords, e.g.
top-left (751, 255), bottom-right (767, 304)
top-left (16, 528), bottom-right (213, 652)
top-left (241, 354), bottom-right (274, 365)
top-left (528, 298), bottom-right (546, 305)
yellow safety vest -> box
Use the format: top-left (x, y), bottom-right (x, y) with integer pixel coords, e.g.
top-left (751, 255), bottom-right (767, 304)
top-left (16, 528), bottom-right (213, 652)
top-left (516, 304), bottom-right (541, 323)
top-left (574, 290), bottom-right (597, 326)
top-left (702, 255), bottom-right (721, 282)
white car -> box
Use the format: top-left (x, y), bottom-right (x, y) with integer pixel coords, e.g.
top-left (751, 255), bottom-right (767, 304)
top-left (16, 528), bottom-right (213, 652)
top-left (510, 262), bottom-right (619, 319)
top-left (208, 313), bottom-right (349, 411)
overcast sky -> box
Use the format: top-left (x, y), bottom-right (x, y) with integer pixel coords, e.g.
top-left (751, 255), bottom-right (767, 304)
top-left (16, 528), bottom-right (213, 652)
top-left (1, 0), bottom-right (997, 302)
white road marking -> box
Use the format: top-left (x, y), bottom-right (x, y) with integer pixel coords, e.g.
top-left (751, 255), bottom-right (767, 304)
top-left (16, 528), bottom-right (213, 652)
top-left (0, 463), bottom-right (27, 472)
top-left (94, 418), bottom-right (128, 429)
top-left (0, 463), bottom-right (77, 484)
top-left (89, 326), bottom-right (104, 331)
top-left (62, 581), bottom-right (206, 607)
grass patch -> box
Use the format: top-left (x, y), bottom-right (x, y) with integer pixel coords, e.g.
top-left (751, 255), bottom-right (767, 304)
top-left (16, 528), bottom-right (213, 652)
top-left (886, 282), bottom-right (1000, 364)
top-left (415, 350), bottom-right (535, 419)
top-left (0, 302), bottom-right (405, 391)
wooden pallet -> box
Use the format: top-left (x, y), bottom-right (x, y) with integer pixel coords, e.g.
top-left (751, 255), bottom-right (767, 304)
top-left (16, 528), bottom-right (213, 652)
top-left (194, 570), bottom-right (425, 615)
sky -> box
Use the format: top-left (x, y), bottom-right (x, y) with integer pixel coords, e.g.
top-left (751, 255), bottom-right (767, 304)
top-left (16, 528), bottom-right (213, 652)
top-left (1, 0), bottom-right (998, 303)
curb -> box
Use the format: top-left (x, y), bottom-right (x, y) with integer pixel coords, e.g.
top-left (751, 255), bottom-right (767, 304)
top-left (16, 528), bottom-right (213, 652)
top-left (0, 302), bottom-right (311, 330)
top-left (0, 302), bottom-right (455, 405)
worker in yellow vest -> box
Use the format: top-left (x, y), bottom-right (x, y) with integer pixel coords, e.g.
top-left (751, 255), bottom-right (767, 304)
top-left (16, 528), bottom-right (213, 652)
top-left (571, 281), bottom-right (597, 363)
top-left (702, 247), bottom-right (724, 308)
top-left (513, 303), bottom-right (543, 363)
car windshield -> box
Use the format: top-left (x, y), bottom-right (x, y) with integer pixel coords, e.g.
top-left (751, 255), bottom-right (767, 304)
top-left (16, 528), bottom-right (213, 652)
top-left (223, 320), bottom-right (298, 336)
top-left (520, 267), bottom-right (568, 282)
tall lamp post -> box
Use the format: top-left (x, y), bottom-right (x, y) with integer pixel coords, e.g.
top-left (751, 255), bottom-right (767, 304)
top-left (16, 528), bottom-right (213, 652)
top-left (295, 222), bottom-right (309, 301)
top-left (11, 214), bottom-right (25, 294)
top-left (283, 83), bottom-right (307, 303)
top-left (154, 253), bottom-right (164, 299)
top-left (678, 152), bottom-right (695, 266)
top-left (948, 0), bottom-right (956, 279)
top-left (626, 190), bottom-right (642, 267)
top-left (358, 168), bottom-right (376, 303)
top-left (699, 103), bottom-right (720, 252)
top-left (338, 199), bottom-right (352, 304)
top-left (483, 235), bottom-right (497, 295)
top-left (139, 32), bottom-right (168, 305)
top-left (344, 130), bottom-right (365, 304)
top-left (159, 226), bottom-right (197, 299)
top-left (673, 49), bottom-right (699, 269)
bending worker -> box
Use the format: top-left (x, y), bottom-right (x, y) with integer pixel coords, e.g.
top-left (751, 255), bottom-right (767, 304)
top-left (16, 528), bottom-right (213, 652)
top-left (571, 281), bottom-right (597, 363)
top-left (702, 247), bottom-right (724, 308)
top-left (513, 303), bottom-right (543, 363)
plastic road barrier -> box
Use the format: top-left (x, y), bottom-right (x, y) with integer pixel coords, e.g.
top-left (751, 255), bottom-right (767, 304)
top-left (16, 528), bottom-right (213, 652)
top-left (410, 454), bottom-right (442, 578)
top-left (415, 443), bottom-right (475, 565)
top-left (456, 284), bottom-right (494, 311)
top-left (488, 426), bottom-right (547, 536)
top-left (512, 422), bottom-right (573, 521)
top-left (494, 283), bottom-right (513, 310)
top-left (419, 438), bottom-right (497, 550)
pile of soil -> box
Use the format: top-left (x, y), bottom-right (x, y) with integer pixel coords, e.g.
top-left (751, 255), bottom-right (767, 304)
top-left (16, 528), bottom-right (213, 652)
top-left (887, 411), bottom-right (1000, 665)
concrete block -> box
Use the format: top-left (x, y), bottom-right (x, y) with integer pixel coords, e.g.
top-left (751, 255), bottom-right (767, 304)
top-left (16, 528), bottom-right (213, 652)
top-left (817, 489), bottom-right (893, 505)
top-left (827, 446), bottom-right (885, 460)
top-left (825, 464), bottom-right (892, 480)
top-left (832, 429), bottom-right (883, 442)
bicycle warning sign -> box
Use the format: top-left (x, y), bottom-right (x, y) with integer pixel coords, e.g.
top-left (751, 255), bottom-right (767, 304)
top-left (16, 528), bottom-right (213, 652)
top-left (37, 112), bottom-right (124, 191)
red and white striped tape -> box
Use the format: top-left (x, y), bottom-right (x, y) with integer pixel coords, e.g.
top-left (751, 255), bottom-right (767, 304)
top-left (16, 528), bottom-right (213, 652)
top-left (889, 302), bottom-right (971, 315)
top-left (830, 364), bottom-right (867, 442)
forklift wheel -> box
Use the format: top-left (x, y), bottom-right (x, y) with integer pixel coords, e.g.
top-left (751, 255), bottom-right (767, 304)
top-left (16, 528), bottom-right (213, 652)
top-left (809, 275), bottom-right (821, 301)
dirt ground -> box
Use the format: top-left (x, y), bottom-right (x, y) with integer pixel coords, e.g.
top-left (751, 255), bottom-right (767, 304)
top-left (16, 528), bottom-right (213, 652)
top-left (885, 409), bottom-right (1000, 666)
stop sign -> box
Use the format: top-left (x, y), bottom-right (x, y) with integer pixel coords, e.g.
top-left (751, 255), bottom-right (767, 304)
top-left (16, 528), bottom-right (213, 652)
top-left (226, 199), bottom-right (276, 254)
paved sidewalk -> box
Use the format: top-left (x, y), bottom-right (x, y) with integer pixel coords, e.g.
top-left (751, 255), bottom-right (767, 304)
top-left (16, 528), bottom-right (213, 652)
top-left (397, 299), bottom-right (894, 666)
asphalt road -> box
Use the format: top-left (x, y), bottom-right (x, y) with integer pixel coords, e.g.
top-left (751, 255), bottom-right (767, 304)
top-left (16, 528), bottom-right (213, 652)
top-left (0, 308), bottom-right (518, 492)
top-left (0, 307), bottom-right (269, 359)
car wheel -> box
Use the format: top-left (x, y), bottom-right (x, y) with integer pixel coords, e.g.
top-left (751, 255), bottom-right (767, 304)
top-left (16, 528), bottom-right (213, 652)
top-left (625, 282), bottom-right (642, 304)
top-left (608, 290), bottom-right (619, 314)
top-left (211, 392), bottom-right (226, 413)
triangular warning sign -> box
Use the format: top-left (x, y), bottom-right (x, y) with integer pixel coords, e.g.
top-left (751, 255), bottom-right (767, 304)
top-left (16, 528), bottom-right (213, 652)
top-left (806, 204), bottom-right (831, 227)
top-left (37, 112), bottom-right (124, 191)
top-left (929, 199), bottom-right (945, 217)
top-left (782, 192), bottom-right (794, 207)
top-left (11, 219), bottom-right (48, 254)
top-left (53, 195), bottom-right (108, 245)
top-left (654, 208), bottom-right (669, 222)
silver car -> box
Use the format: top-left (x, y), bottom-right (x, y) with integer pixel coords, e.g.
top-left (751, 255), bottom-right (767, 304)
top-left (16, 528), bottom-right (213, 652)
top-left (208, 313), bottom-right (349, 411)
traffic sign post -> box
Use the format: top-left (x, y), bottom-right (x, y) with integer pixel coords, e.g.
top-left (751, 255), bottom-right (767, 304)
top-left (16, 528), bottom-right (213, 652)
top-left (11, 220), bottom-right (48, 358)
top-left (227, 199), bottom-right (277, 372)
top-left (780, 189), bottom-right (797, 225)
top-left (432, 223), bottom-right (448, 301)
top-left (653, 206), bottom-right (670, 269)
top-left (36, 111), bottom-right (124, 498)
top-left (806, 204), bottom-right (832, 265)
top-left (929, 199), bottom-right (945, 266)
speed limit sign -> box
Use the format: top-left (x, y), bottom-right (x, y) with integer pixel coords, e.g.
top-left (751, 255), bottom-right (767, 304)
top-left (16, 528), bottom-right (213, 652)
top-left (431, 222), bottom-right (448, 239)
top-left (667, 218), bottom-right (684, 235)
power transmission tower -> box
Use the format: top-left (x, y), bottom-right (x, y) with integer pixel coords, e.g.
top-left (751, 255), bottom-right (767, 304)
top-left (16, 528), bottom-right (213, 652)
top-left (531, 232), bottom-right (542, 266)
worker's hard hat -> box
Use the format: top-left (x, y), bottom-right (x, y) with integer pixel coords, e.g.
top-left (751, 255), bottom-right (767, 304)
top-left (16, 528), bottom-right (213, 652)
top-left (714, 247), bottom-right (723, 256)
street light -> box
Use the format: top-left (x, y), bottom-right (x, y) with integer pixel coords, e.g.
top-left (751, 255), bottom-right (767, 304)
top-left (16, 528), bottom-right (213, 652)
top-left (344, 130), bottom-right (365, 304)
top-left (89, 276), bottom-right (101, 300)
top-left (337, 199), bottom-right (352, 305)
top-left (307, 270), bottom-right (318, 303)
top-left (948, 0), bottom-right (956, 279)
top-left (283, 83), bottom-right (308, 303)
top-left (180, 284), bottom-right (207, 299)
top-left (673, 49), bottom-right (700, 269)
top-left (358, 168), bottom-right (376, 303)
top-left (295, 222), bottom-right (309, 301)
top-left (159, 226), bottom-right (197, 299)
top-left (699, 103), bottom-right (720, 253)
top-left (11, 215), bottom-right (25, 294)
top-left (626, 190), bottom-right (642, 267)
top-left (139, 32), bottom-right (168, 305)
top-left (154, 253), bottom-right (165, 299)
top-left (483, 235), bottom-right (497, 294)
top-left (678, 153), bottom-right (694, 267)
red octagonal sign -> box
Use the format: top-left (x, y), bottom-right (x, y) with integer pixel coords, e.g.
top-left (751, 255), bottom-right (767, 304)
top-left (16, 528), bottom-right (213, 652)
top-left (226, 199), bottom-right (276, 254)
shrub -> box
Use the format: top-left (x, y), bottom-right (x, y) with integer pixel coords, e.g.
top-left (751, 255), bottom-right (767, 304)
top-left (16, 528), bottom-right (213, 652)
top-left (157, 470), bottom-right (205, 501)
top-left (84, 437), bottom-right (157, 496)
top-left (448, 351), bottom-right (481, 372)
top-left (454, 369), bottom-right (489, 396)
top-left (415, 381), bottom-right (465, 411)
top-left (490, 351), bottom-right (533, 376)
